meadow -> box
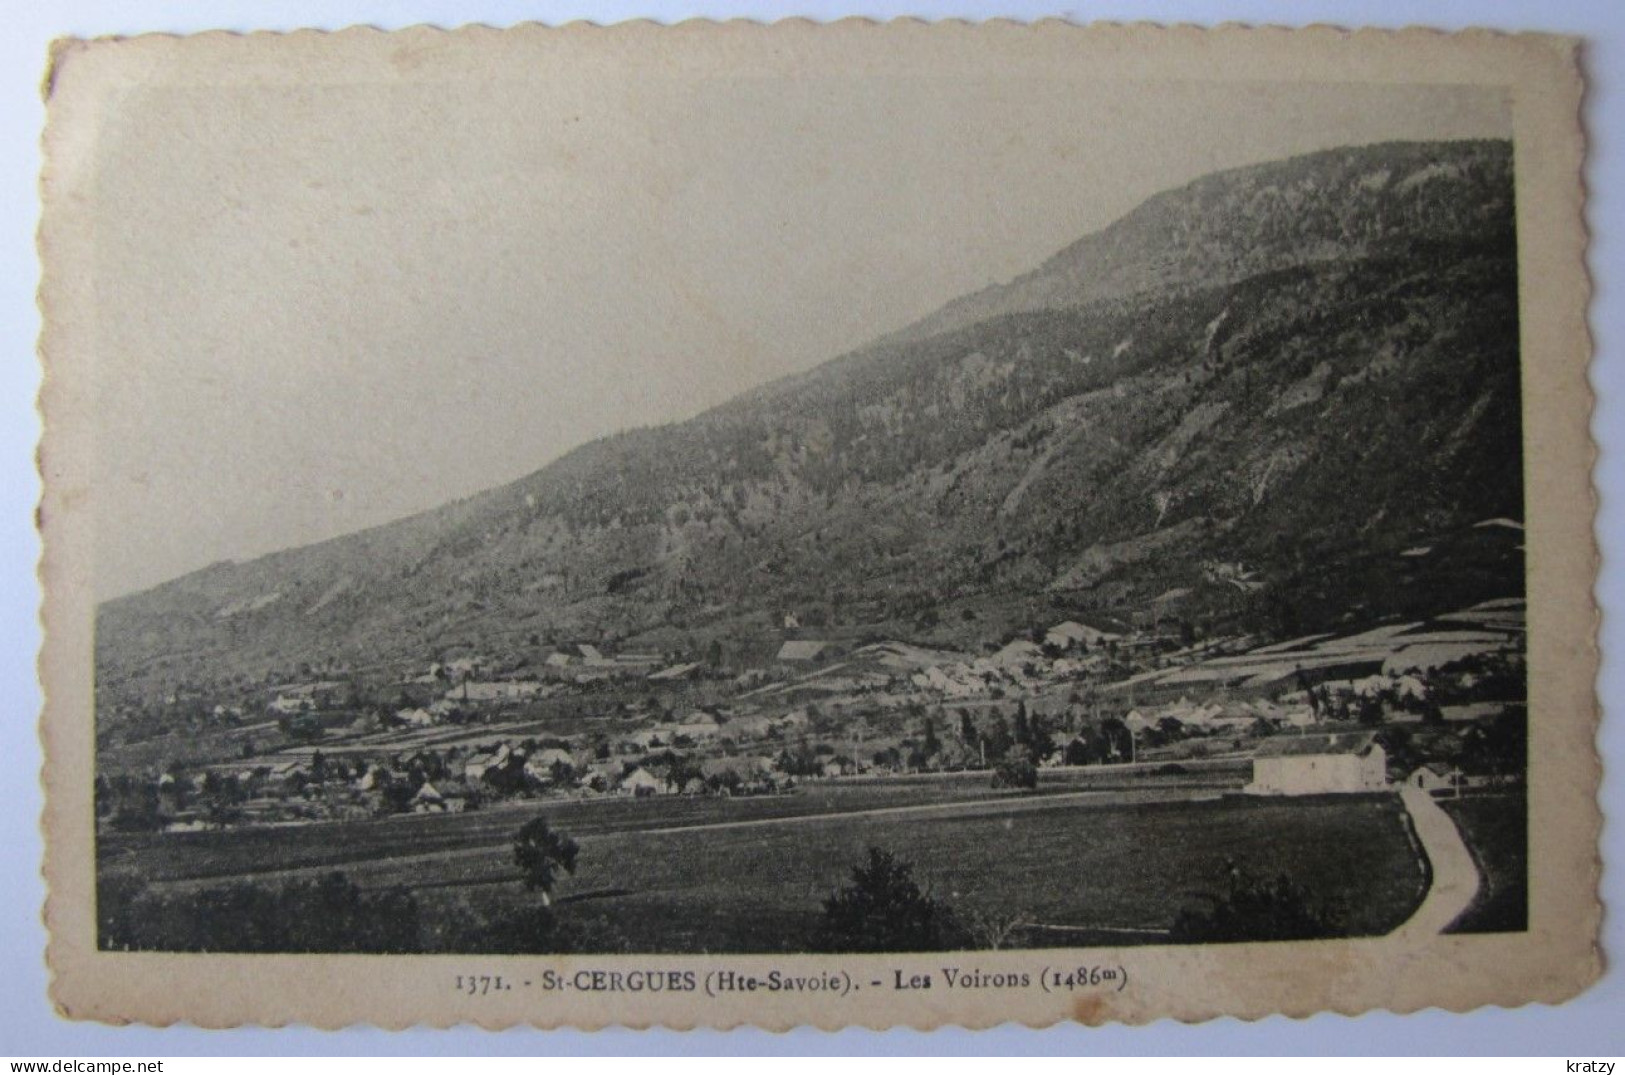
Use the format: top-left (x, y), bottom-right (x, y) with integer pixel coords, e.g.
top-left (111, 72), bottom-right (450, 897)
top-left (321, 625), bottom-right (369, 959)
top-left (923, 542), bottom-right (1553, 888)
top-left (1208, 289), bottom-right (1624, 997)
top-left (103, 768), bottom-right (1427, 953)
top-left (102, 764), bottom-right (1246, 882)
top-left (1441, 790), bottom-right (1527, 933)
top-left (413, 791), bottom-right (1424, 952)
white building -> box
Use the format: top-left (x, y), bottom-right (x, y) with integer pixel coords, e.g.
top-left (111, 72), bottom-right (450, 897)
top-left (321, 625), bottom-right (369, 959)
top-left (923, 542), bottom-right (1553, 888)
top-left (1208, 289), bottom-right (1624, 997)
top-left (618, 766), bottom-right (666, 796)
top-left (1246, 732), bottom-right (1387, 795)
top-left (445, 680), bottom-right (543, 703)
top-left (396, 707), bottom-right (437, 727)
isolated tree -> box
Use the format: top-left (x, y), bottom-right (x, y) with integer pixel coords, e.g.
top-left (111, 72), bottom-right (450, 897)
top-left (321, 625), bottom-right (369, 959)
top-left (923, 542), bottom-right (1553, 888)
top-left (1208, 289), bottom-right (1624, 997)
top-left (984, 714), bottom-right (1015, 760)
top-left (1027, 713), bottom-right (1056, 762)
top-left (512, 818), bottom-right (580, 906)
top-left (816, 847), bottom-right (957, 952)
top-left (1099, 716), bottom-right (1133, 763)
top-left (921, 717), bottom-right (941, 759)
top-left (965, 907), bottom-right (1033, 951)
top-left (1152, 489), bottom-right (1175, 526)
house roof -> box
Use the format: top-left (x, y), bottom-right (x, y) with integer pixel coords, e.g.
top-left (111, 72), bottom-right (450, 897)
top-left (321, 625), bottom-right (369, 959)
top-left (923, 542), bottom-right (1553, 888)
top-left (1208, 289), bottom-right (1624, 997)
top-left (777, 640), bottom-right (828, 661)
top-left (621, 767), bottom-right (662, 787)
top-left (454, 681), bottom-right (542, 700)
top-left (1254, 732), bottom-right (1380, 759)
top-left (465, 745), bottom-right (511, 770)
top-left (1045, 620), bottom-right (1120, 644)
top-left (701, 755), bottom-right (774, 778)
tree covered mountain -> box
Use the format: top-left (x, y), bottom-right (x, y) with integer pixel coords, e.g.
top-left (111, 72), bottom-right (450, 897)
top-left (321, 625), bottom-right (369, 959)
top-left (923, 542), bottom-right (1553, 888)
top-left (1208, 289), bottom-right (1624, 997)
top-left (96, 139), bottom-right (1524, 692)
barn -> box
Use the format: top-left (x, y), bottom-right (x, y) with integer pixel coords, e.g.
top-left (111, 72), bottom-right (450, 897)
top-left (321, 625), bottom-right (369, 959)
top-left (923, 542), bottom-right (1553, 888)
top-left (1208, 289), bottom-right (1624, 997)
top-left (618, 766), bottom-right (666, 796)
top-left (1246, 732), bottom-right (1387, 795)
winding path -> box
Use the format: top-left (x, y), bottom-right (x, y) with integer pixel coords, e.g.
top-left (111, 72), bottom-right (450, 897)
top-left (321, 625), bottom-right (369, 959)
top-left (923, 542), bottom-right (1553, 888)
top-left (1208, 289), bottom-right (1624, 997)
top-left (1391, 785), bottom-right (1481, 937)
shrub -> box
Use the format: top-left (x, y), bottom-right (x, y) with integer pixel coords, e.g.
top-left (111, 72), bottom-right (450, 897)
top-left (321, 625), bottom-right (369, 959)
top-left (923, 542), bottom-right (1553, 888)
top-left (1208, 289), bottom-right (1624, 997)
top-left (513, 818), bottom-right (580, 905)
top-left (990, 752), bottom-right (1038, 791)
top-left (814, 847), bottom-right (958, 952)
top-left (100, 871), bottom-right (422, 953)
top-left (445, 902), bottom-right (561, 954)
top-left (1171, 858), bottom-right (1343, 943)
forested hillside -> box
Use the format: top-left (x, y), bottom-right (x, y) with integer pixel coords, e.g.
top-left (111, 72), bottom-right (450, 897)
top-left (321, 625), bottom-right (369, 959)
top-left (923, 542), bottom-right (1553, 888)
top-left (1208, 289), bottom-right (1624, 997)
top-left (96, 139), bottom-right (1523, 695)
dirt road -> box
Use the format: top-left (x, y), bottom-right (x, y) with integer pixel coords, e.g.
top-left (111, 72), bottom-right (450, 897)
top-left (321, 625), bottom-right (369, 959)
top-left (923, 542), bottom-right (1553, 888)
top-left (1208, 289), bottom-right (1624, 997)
top-left (1392, 784), bottom-right (1481, 937)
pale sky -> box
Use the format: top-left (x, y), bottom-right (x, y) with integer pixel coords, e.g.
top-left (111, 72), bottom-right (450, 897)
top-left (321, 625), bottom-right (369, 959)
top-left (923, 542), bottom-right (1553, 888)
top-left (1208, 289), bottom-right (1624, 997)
top-left (89, 75), bottom-right (1509, 599)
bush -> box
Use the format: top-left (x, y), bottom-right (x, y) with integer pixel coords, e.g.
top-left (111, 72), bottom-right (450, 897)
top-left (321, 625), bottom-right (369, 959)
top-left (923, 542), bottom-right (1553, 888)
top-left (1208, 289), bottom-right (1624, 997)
top-left (99, 871), bottom-right (422, 953)
top-left (1170, 858), bottom-right (1344, 943)
top-left (444, 902), bottom-right (561, 953)
top-left (814, 847), bottom-right (958, 952)
top-left (990, 752), bottom-right (1038, 791)
top-left (513, 817), bottom-right (580, 904)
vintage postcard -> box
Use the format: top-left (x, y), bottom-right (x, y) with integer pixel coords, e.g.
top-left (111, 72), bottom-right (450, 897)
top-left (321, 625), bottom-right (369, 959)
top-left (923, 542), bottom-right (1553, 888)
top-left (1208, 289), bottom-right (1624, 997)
top-left (38, 21), bottom-right (1597, 1029)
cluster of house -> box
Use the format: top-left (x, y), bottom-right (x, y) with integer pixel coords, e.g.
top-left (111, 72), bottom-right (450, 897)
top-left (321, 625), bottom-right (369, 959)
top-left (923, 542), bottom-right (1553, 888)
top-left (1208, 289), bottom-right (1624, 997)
top-left (187, 616), bottom-right (1160, 748)
top-left (118, 730), bottom-right (807, 831)
top-left (902, 622), bottom-right (1125, 698)
top-left (104, 597), bottom-right (1526, 833)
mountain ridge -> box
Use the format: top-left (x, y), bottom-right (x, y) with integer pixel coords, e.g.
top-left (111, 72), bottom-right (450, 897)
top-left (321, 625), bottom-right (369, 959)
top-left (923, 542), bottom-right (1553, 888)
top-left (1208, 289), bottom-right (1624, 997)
top-left (97, 138), bottom-right (1523, 699)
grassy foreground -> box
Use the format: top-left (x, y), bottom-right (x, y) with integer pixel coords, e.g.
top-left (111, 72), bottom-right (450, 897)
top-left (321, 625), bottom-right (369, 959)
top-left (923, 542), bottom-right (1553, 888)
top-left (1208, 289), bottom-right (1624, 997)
top-left (1440, 790), bottom-right (1528, 934)
top-left (103, 780), bottom-right (1425, 953)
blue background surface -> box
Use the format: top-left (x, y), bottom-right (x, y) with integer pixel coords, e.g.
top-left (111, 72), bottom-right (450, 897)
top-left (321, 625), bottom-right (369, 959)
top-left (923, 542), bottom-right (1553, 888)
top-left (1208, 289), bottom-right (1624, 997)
top-left (2, 0), bottom-right (1619, 1055)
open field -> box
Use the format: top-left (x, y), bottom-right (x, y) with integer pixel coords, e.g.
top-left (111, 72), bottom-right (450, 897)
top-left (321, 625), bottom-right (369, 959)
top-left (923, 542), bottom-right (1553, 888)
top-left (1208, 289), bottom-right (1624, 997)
top-left (98, 723), bottom-right (274, 776)
top-left (105, 770), bottom-right (1426, 953)
top-left (416, 793), bottom-right (1425, 952)
top-left (1441, 790), bottom-right (1527, 933)
top-left (102, 764), bottom-right (1248, 885)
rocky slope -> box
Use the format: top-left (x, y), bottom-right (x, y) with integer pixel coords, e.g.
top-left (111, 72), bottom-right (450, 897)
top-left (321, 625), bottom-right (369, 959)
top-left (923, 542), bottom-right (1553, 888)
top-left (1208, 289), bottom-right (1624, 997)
top-left (96, 139), bottom-right (1524, 693)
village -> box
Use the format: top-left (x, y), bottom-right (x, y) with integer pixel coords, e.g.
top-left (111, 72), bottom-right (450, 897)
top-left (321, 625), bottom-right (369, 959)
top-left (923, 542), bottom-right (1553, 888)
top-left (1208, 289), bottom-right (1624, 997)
top-left (94, 591), bottom-right (1528, 836)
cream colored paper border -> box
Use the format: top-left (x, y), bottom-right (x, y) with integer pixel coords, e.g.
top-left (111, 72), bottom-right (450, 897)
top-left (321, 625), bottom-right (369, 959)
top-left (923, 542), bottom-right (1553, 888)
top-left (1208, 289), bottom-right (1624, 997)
top-left (38, 20), bottom-right (1596, 1029)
